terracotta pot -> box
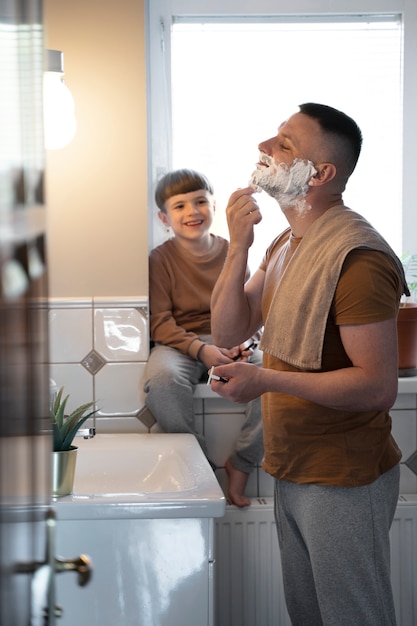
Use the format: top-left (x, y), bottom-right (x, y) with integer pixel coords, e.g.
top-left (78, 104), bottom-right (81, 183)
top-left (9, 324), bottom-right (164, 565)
top-left (397, 303), bottom-right (417, 375)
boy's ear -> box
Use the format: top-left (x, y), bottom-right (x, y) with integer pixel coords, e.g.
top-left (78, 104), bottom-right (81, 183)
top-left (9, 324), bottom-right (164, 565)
top-left (158, 210), bottom-right (170, 227)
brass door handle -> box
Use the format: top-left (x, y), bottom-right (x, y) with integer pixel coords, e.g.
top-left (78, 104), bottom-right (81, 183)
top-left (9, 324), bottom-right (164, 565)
top-left (55, 554), bottom-right (92, 586)
top-left (14, 508), bottom-right (92, 624)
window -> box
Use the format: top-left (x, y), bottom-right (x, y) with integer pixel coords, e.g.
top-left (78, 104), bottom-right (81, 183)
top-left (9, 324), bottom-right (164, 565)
top-left (146, 0), bottom-right (417, 267)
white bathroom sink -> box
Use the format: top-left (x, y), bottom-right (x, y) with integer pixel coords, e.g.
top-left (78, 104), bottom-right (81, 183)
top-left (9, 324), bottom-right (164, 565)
top-left (54, 433), bottom-right (226, 520)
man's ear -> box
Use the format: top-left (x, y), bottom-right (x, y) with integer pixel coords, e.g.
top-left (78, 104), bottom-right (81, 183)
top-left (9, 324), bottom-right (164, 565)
top-left (158, 210), bottom-right (170, 227)
top-left (308, 163), bottom-right (337, 186)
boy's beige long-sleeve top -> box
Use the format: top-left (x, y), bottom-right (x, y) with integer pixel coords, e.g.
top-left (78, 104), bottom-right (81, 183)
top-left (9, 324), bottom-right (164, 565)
top-left (149, 235), bottom-right (231, 359)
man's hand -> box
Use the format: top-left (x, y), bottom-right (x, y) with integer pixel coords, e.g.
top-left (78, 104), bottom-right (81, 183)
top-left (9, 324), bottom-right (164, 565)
top-left (208, 361), bottom-right (264, 403)
top-left (226, 187), bottom-right (262, 251)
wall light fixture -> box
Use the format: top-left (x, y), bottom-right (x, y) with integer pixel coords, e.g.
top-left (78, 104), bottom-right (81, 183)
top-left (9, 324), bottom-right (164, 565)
top-left (44, 49), bottom-right (76, 150)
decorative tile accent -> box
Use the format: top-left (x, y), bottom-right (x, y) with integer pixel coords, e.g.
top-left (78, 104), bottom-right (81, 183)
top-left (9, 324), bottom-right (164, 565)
top-left (81, 350), bottom-right (106, 375)
top-left (137, 406), bottom-right (157, 429)
top-left (405, 450), bottom-right (417, 476)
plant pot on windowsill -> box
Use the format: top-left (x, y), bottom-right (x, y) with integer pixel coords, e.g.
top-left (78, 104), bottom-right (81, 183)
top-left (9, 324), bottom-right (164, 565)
top-left (398, 254), bottom-right (417, 377)
top-left (397, 302), bottom-right (417, 377)
top-left (51, 387), bottom-right (98, 497)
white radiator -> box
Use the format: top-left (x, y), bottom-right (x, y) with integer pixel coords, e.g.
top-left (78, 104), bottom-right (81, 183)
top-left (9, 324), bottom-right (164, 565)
top-left (215, 496), bottom-right (417, 626)
top-left (215, 498), bottom-right (291, 626)
top-left (390, 495), bottom-right (417, 626)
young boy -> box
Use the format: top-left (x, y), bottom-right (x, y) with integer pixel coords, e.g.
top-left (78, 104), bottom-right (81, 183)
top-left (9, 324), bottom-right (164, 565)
top-left (143, 168), bottom-right (263, 507)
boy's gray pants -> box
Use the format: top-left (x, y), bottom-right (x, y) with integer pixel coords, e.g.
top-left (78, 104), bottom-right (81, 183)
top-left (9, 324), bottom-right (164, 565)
top-left (143, 338), bottom-right (264, 473)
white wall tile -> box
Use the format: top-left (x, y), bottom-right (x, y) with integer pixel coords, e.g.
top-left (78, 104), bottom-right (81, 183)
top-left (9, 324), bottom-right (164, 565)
top-left (49, 364), bottom-right (94, 410)
top-left (193, 385), bottom-right (219, 399)
top-left (49, 307), bottom-right (93, 363)
top-left (204, 397), bottom-right (247, 415)
top-left (392, 393), bottom-right (417, 410)
top-left (94, 307), bottom-right (148, 362)
top-left (391, 410), bottom-right (417, 460)
top-left (95, 416), bottom-right (149, 434)
top-left (95, 362), bottom-right (146, 416)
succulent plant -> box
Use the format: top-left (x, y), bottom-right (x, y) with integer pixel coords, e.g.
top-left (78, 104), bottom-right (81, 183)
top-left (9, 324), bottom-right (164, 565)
top-left (52, 387), bottom-right (98, 452)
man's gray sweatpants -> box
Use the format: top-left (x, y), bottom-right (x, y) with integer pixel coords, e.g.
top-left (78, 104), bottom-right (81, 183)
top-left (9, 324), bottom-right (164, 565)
top-left (274, 464), bottom-right (399, 625)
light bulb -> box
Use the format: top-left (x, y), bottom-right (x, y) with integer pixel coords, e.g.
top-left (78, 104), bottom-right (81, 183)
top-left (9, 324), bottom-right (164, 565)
top-left (43, 51), bottom-right (77, 150)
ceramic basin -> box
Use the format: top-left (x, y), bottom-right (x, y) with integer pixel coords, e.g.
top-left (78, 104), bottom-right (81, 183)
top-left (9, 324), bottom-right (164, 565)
top-left (54, 433), bottom-right (225, 520)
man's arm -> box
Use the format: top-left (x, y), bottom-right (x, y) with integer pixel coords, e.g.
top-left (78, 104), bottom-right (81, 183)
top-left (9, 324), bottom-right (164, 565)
top-left (211, 317), bottom-right (399, 412)
top-left (211, 187), bottom-right (264, 346)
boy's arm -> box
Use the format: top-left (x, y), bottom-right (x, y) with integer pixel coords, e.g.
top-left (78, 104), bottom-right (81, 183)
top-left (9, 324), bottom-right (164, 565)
top-left (149, 252), bottom-right (205, 359)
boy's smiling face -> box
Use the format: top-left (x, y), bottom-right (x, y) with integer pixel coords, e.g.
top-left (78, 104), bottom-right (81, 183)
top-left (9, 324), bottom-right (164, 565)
top-left (158, 189), bottom-right (215, 242)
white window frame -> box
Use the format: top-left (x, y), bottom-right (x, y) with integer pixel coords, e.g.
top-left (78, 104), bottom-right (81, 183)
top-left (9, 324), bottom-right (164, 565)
top-left (145, 0), bottom-right (417, 256)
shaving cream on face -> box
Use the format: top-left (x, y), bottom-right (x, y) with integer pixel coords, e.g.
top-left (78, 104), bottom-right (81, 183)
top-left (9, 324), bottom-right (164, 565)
top-left (249, 154), bottom-right (317, 215)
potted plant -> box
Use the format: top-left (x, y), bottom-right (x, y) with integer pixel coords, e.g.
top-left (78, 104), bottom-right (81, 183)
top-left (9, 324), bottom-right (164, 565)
top-left (51, 387), bottom-right (98, 497)
top-left (398, 253), bottom-right (417, 376)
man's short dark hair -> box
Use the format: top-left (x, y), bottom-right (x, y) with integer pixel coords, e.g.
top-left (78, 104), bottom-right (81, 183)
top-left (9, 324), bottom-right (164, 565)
top-left (299, 102), bottom-right (363, 176)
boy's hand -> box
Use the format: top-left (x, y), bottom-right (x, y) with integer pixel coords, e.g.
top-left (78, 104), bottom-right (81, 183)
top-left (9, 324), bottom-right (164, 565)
top-left (232, 339), bottom-right (257, 362)
top-left (198, 344), bottom-right (236, 368)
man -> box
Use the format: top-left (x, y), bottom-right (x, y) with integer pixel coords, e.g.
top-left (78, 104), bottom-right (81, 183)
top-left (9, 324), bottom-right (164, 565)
top-left (210, 103), bottom-right (408, 624)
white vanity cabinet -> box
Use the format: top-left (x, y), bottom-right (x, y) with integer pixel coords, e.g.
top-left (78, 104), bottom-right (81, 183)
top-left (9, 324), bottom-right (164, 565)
top-left (54, 515), bottom-right (216, 626)
top-left (53, 434), bottom-right (225, 626)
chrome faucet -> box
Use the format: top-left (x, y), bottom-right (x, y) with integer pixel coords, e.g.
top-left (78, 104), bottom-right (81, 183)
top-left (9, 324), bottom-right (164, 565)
top-left (75, 427), bottom-right (96, 439)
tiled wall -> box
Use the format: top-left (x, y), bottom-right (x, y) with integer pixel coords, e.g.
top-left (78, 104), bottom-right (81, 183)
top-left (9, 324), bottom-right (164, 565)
top-left (49, 298), bottom-right (417, 499)
top-left (49, 297), bottom-right (150, 433)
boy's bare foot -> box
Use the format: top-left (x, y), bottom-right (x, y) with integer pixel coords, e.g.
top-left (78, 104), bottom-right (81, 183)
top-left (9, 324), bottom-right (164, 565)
top-left (225, 459), bottom-right (251, 507)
